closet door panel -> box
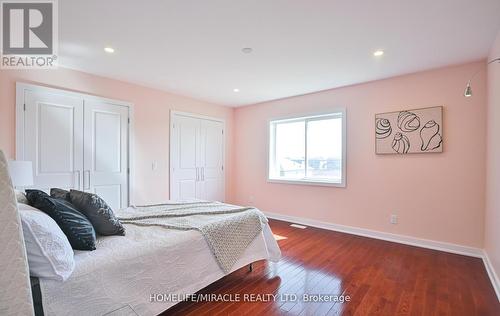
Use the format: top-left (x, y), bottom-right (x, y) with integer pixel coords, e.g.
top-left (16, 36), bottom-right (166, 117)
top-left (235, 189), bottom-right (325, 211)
top-left (200, 120), bottom-right (224, 202)
top-left (170, 114), bottom-right (225, 202)
top-left (24, 91), bottom-right (84, 191)
top-left (179, 180), bottom-right (196, 199)
top-left (94, 112), bottom-right (121, 173)
top-left (94, 185), bottom-right (121, 212)
top-left (170, 114), bottom-right (199, 200)
top-left (84, 100), bottom-right (128, 210)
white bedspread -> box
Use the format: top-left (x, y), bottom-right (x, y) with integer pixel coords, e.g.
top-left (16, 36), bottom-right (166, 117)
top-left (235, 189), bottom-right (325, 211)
top-left (39, 209), bottom-right (281, 316)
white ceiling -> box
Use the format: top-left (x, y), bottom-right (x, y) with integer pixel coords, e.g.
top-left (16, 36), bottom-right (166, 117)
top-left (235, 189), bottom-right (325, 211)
top-left (59, 0), bottom-right (500, 106)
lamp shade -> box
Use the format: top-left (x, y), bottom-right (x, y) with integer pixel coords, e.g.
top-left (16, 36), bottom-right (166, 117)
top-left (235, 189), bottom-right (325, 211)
top-left (7, 160), bottom-right (34, 187)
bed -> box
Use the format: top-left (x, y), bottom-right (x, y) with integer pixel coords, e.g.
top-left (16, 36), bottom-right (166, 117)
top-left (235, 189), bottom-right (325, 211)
top-left (0, 151), bottom-right (281, 316)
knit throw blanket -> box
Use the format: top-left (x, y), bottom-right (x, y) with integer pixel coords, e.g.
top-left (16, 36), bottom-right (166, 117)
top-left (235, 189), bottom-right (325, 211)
top-left (117, 202), bottom-right (267, 273)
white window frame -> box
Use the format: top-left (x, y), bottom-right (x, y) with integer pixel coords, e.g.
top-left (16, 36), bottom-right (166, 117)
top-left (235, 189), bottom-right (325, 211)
top-left (267, 109), bottom-right (346, 187)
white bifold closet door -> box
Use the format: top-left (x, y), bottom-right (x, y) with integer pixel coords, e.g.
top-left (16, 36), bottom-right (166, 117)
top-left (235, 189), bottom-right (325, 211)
top-left (24, 90), bottom-right (84, 191)
top-left (199, 119), bottom-right (224, 201)
top-left (83, 100), bottom-right (129, 210)
top-left (170, 113), bottom-right (224, 201)
top-left (170, 114), bottom-right (199, 200)
top-left (21, 86), bottom-right (129, 210)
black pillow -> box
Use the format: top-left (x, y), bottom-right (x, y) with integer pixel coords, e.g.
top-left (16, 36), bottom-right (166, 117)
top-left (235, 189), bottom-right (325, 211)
top-left (69, 190), bottom-right (125, 236)
top-left (25, 189), bottom-right (97, 251)
top-left (50, 188), bottom-right (70, 201)
top-left (25, 189), bottom-right (49, 201)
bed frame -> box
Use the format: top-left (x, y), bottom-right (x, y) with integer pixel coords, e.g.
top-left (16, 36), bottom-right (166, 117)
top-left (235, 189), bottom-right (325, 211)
top-left (0, 149), bottom-right (259, 316)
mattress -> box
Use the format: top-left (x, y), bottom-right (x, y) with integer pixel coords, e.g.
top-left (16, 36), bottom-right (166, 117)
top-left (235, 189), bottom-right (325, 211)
top-left (38, 211), bottom-right (281, 316)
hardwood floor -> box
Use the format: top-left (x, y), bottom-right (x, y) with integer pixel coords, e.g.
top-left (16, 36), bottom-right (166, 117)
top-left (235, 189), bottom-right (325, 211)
top-left (161, 219), bottom-right (500, 315)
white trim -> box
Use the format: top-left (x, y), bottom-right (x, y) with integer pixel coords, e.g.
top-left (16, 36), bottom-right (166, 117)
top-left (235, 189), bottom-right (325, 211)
top-left (267, 109), bottom-right (347, 123)
top-left (483, 251), bottom-right (500, 301)
top-left (169, 112), bottom-right (174, 200)
top-left (15, 85), bottom-right (25, 160)
top-left (271, 112), bottom-right (343, 124)
top-left (169, 110), bottom-right (226, 201)
top-left (267, 108), bottom-right (347, 188)
top-left (264, 211), bottom-right (483, 258)
top-left (127, 106), bottom-right (135, 206)
top-left (171, 110), bottom-right (226, 123)
top-left (15, 82), bottom-right (135, 206)
top-left (16, 82), bottom-right (132, 108)
top-left (267, 178), bottom-right (344, 187)
top-left (266, 210), bottom-right (500, 301)
top-left (265, 210), bottom-right (500, 301)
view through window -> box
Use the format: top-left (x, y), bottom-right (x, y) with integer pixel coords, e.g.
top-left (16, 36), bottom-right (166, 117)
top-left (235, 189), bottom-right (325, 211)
top-left (269, 111), bottom-right (345, 186)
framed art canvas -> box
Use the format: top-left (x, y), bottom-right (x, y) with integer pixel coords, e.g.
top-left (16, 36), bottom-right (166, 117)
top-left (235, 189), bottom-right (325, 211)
top-left (375, 106), bottom-right (443, 154)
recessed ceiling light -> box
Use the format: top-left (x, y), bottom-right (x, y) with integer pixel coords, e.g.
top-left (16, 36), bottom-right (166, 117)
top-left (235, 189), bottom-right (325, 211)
top-left (233, 88), bottom-right (240, 92)
top-left (373, 50), bottom-right (384, 57)
top-left (104, 47), bottom-right (115, 53)
top-left (241, 47), bottom-right (253, 54)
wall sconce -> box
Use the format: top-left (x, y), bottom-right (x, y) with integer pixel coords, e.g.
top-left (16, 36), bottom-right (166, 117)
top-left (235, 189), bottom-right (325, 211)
top-left (464, 57), bottom-right (500, 97)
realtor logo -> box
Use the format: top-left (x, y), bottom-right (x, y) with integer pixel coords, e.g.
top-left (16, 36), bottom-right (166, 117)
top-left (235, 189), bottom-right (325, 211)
top-left (1, 0), bottom-right (58, 68)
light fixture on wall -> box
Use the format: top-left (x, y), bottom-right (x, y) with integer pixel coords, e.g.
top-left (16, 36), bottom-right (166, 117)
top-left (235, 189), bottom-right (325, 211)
top-left (464, 57), bottom-right (500, 97)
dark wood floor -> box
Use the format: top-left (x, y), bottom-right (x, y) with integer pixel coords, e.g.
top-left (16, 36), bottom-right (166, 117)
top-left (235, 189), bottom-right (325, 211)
top-left (162, 219), bottom-right (500, 315)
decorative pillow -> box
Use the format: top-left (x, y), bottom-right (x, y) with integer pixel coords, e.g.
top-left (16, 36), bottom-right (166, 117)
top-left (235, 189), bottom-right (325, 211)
top-left (69, 189), bottom-right (125, 236)
top-left (15, 189), bottom-right (29, 204)
top-left (50, 188), bottom-right (70, 201)
top-left (18, 203), bottom-right (75, 281)
top-left (26, 189), bottom-right (97, 251)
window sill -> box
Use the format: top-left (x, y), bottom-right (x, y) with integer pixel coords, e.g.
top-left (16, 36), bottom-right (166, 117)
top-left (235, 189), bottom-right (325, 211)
top-left (267, 178), bottom-right (345, 188)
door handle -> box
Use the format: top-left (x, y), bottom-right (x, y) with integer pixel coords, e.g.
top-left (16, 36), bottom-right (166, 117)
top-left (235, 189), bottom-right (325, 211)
top-left (196, 167), bottom-right (199, 181)
top-left (74, 171), bottom-right (80, 189)
top-left (84, 170), bottom-right (91, 190)
top-left (202, 167), bottom-right (204, 181)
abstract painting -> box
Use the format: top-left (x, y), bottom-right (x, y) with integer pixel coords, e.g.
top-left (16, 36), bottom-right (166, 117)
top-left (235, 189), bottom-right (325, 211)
top-left (375, 106), bottom-right (443, 154)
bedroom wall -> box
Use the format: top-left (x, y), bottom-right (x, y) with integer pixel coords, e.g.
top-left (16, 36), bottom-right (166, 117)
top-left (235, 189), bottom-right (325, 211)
top-left (485, 31), bottom-right (500, 287)
top-left (0, 68), bottom-right (234, 205)
top-left (232, 61), bottom-right (487, 248)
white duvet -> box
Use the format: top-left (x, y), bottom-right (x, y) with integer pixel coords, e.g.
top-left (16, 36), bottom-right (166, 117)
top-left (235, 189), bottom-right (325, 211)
top-left (39, 211), bottom-right (281, 316)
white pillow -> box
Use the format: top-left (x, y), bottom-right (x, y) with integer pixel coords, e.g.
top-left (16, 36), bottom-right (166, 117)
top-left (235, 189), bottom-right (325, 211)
top-left (15, 189), bottom-right (29, 204)
top-left (18, 203), bottom-right (75, 281)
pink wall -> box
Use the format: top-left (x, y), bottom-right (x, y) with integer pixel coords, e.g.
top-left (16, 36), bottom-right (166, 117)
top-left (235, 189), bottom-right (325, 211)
top-left (0, 61), bottom-right (489, 249)
top-left (485, 31), bottom-right (500, 283)
top-left (232, 61), bottom-right (487, 248)
top-left (0, 68), bottom-right (234, 205)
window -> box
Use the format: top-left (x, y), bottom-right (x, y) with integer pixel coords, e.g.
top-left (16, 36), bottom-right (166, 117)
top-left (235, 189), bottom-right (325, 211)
top-left (268, 110), bottom-right (346, 187)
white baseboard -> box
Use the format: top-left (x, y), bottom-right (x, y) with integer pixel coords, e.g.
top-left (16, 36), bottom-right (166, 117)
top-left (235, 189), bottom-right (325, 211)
top-left (264, 211), bottom-right (499, 301)
top-left (483, 251), bottom-right (500, 301)
top-left (264, 211), bottom-right (483, 257)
